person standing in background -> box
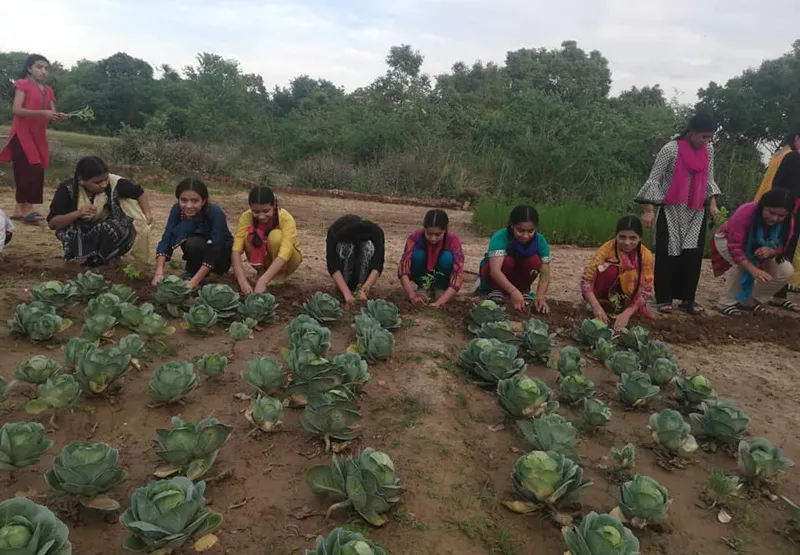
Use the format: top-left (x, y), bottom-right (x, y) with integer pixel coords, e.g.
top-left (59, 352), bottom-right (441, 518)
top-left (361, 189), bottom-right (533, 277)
top-left (1, 54), bottom-right (65, 224)
top-left (636, 112), bottom-right (721, 315)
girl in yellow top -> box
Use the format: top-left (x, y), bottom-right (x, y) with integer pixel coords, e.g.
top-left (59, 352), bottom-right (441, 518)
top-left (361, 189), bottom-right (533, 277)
top-left (231, 186), bottom-right (302, 295)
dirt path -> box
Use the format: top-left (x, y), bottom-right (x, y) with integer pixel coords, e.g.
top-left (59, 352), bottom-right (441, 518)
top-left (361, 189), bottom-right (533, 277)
top-left (1, 186), bottom-right (800, 555)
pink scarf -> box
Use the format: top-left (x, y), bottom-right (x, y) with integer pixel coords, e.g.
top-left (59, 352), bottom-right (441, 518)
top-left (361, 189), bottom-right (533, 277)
top-left (663, 139), bottom-right (709, 211)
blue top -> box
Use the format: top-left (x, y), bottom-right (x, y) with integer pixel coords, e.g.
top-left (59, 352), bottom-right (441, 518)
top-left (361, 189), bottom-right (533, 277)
top-left (155, 203), bottom-right (233, 259)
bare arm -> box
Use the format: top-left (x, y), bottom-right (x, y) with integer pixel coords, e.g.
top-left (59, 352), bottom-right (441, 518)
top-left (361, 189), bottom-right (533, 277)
top-left (187, 266), bottom-right (211, 289)
top-left (137, 191), bottom-right (153, 224)
top-left (331, 270), bottom-right (355, 304)
top-left (152, 255), bottom-right (167, 285)
top-left (359, 270), bottom-right (381, 300)
top-left (255, 257), bottom-right (286, 292)
top-left (431, 286), bottom-right (457, 308)
top-left (11, 88), bottom-right (58, 119)
top-left (48, 210), bottom-right (83, 230)
top-left (536, 262), bottom-right (551, 298)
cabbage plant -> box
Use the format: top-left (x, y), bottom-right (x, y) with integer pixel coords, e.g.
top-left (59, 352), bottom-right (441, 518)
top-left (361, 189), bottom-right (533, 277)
top-left (556, 346), bottom-right (585, 378)
top-left (690, 399), bottom-right (751, 446)
top-left (118, 302), bottom-right (157, 331)
top-left (466, 299), bottom-right (506, 333)
top-left (148, 362), bottom-right (198, 405)
top-left (0, 497), bottom-right (72, 555)
top-left (134, 312), bottom-right (176, 340)
top-left (194, 353), bottom-right (228, 380)
top-left (307, 447), bottom-right (401, 526)
top-left (560, 374), bottom-right (595, 406)
top-left (228, 319), bottom-right (256, 342)
top-left (517, 415), bottom-right (578, 461)
top-left (301, 389), bottom-right (362, 450)
top-left (154, 275), bottom-right (193, 317)
top-left (592, 337), bottom-right (614, 365)
top-left (618, 475), bottom-right (671, 528)
top-left (647, 358), bottom-right (678, 386)
top-left (242, 356), bottom-right (285, 394)
top-left (361, 299), bottom-right (402, 330)
top-left (576, 318), bottom-right (613, 349)
top-left (154, 416), bottom-right (233, 480)
top-left (521, 319), bottom-right (556, 363)
top-left (301, 292), bottom-right (342, 323)
top-left (45, 441), bottom-right (127, 510)
top-left (197, 283), bottom-right (241, 319)
top-left (331, 353), bottom-right (370, 390)
top-left (497, 375), bottom-right (558, 418)
top-left (609, 351), bottom-right (640, 376)
top-left (85, 292), bottom-right (124, 319)
top-left (109, 283), bottom-right (136, 303)
top-left (74, 270), bottom-right (107, 298)
top-left (14, 356), bottom-right (62, 385)
top-left (618, 325), bottom-right (649, 351)
top-left (562, 511), bottom-right (640, 555)
top-left (617, 372), bottom-right (660, 408)
top-left (182, 304), bottom-right (219, 335)
top-left (118, 334), bottom-right (145, 360)
top-left (289, 316), bottom-right (332, 357)
top-left (611, 444), bottom-right (636, 470)
top-left (29, 280), bottom-right (79, 311)
top-left (245, 395), bottom-right (284, 432)
top-left (475, 320), bottom-right (520, 345)
top-left (648, 409), bottom-right (697, 456)
top-left (0, 422), bottom-right (53, 471)
top-left (355, 325), bottom-right (395, 363)
top-left (62, 337), bottom-right (99, 370)
top-left (82, 313), bottom-right (118, 340)
top-left (582, 398), bottom-right (612, 431)
top-left (307, 528), bottom-right (387, 555)
top-left (120, 477), bottom-right (223, 553)
top-left (737, 438), bottom-right (794, 484)
top-left (25, 375), bottom-right (81, 416)
top-left (458, 338), bottom-right (526, 387)
top-left (508, 451), bottom-right (592, 510)
top-left (638, 339), bottom-right (674, 369)
top-left (675, 374), bottom-right (717, 410)
top-left (8, 301), bottom-right (72, 342)
top-left (75, 346), bottom-right (132, 394)
top-left (237, 292), bottom-right (277, 324)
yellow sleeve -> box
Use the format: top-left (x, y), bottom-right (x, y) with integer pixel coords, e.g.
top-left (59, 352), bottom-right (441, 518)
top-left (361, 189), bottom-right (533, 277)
top-left (277, 209), bottom-right (298, 262)
top-left (232, 210), bottom-right (253, 253)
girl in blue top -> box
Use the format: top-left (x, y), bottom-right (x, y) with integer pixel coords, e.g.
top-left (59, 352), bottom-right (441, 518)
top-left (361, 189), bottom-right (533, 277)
top-left (152, 178), bottom-right (233, 289)
top-left (478, 204), bottom-right (551, 313)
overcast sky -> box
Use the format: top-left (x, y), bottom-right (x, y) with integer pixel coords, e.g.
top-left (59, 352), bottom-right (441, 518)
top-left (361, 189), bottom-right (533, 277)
top-left (2, 0), bottom-right (798, 100)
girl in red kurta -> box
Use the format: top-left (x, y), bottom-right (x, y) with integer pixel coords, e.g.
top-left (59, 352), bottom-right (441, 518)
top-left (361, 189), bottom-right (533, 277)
top-left (0, 54), bottom-right (65, 223)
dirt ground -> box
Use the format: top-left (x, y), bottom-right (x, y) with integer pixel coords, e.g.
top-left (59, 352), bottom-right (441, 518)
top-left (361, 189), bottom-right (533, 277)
top-left (1, 186), bottom-right (800, 555)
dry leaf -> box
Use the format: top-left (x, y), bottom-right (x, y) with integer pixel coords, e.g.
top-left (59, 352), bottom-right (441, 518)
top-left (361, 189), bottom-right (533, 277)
top-left (502, 500), bottom-right (538, 514)
top-left (717, 508), bottom-right (732, 524)
top-left (153, 465), bottom-right (181, 478)
top-left (193, 534), bottom-right (219, 552)
top-left (81, 495), bottom-right (120, 511)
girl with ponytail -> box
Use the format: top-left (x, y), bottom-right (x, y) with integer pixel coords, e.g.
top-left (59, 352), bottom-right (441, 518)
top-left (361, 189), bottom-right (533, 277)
top-left (581, 216), bottom-right (654, 331)
top-left (397, 209), bottom-right (465, 309)
top-left (231, 186), bottom-right (302, 295)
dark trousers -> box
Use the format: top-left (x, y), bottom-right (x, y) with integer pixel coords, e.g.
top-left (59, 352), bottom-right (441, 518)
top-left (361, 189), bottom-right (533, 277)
top-left (774, 210), bottom-right (800, 299)
top-left (182, 236), bottom-right (233, 275)
top-left (654, 208), bottom-right (707, 304)
top-left (10, 136), bottom-right (44, 204)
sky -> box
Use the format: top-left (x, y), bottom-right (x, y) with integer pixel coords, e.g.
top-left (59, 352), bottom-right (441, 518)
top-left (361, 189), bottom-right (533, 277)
top-left (1, 0), bottom-right (798, 100)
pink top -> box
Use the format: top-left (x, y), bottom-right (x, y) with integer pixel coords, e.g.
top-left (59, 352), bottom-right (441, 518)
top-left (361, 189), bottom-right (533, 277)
top-left (0, 79), bottom-right (56, 168)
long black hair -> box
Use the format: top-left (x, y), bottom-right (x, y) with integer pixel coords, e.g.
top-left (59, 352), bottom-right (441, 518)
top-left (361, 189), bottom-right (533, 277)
top-left (248, 186), bottom-right (277, 248)
top-left (331, 214), bottom-right (378, 243)
top-left (507, 205), bottom-right (539, 244)
top-left (175, 177), bottom-right (210, 222)
top-left (7, 54), bottom-right (49, 101)
top-left (614, 215), bottom-right (645, 288)
top-left (781, 128), bottom-right (800, 152)
top-left (750, 188), bottom-right (796, 250)
top-left (73, 156), bottom-right (110, 207)
top-left (677, 112), bottom-right (715, 139)
top-left (423, 209), bottom-right (449, 229)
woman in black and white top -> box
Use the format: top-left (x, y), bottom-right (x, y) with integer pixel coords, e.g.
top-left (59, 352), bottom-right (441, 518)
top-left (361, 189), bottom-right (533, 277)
top-left (326, 214), bottom-right (385, 305)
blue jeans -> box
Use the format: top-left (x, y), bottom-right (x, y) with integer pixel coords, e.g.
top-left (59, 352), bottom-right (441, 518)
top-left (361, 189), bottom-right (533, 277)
top-left (410, 249), bottom-right (453, 290)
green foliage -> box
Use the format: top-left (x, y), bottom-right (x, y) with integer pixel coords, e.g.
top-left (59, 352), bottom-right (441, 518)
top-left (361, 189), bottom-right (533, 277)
top-left (228, 319), bottom-right (256, 342)
top-left (675, 375), bottom-right (717, 410)
top-left (458, 337), bottom-right (527, 387)
top-left (25, 375), bottom-right (81, 415)
top-left (245, 395), bottom-right (284, 432)
top-left (516, 415), bottom-right (579, 461)
top-left (62, 337), bottom-right (99, 370)
top-left (85, 292), bottom-right (125, 319)
top-left (120, 477), bottom-right (223, 553)
top-left (592, 338), bottom-right (614, 365)
top-left (474, 320), bottom-right (520, 344)
top-left (582, 398), bottom-right (612, 431)
top-left (194, 353), bottom-right (229, 379)
top-left (197, 284), bottom-right (241, 319)
top-left (237, 293), bottom-right (277, 324)
top-left (648, 409), bottom-right (697, 456)
top-left (14, 356), bottom-right (62, 385)
top-left (301, 389), bottom-right (362, 444)
top-left (148, 362), bottom-right (198, 404)
top-left (521, 319), bottom-right (556, 364)
top-left (154, 416), bottom-right (232, 480)
top-left (562, 511), bottom-right (639, 555)
top-left (510, 450), bottom-right (592, 507)
top-left (690, 399), bottom-right (751, 446)
top-left (576, 318), bottom-right (613, 349)
top-left (307, 528), bottom-right (387, 555)
top-left (0, 497), bottom-right (72, 555)
top-left (556, 346), bottom-right (585, 378)
top-left (560, 375), bottom-right (595, 406)
top-left (611, 444), bottom-right (636, 470)
top-left (134, 312), bottom-right (176, 339)
top-left (737, 438), bottom-right (794, 483)
top-left (74, 271), bottom-right (107, 298)
top-left (354, 325), bottom-right (395, 363)
top-left (646, 358), bottom-right (679, 386)
top-left (75, 347), bottom-right (132, 394)
top-left (44, 441), bottom-right (127, 506)
top-left (242, 356), bottom-right (285, 394)
top-left (618, 475), bottom-right (671, 527)
top-left (617, 372), bottom-right (660, 408)
top-left (497, 374), bottom-right (558, 419)
top-left (118, 302), bottom-right (157, 331)
top-left (109, 284), bottom-right (137, 303)
top-left (7, 301), bottom-right (72, 342)
top-left (81, 313), bottom-right (118, 340)
top-left (360, 299), bottom-right (402, 330)
top-left (301, 292), bottom-right (342, 323)
top-left (0, 422), bottom-right (53, 471)
top-left (118, 334), bottom-right (145, 359)
top-left (618, 326), bottom-right (649, 351)
top-left (466, 300), bottom-right (506, 333)
top-left (154, 276), bottom-right (193, 317)
top-left (609, 351), bottom-right (641, 377)
top-left (182, 304), bottom-right (219, 335)
top-left (29, 280), bottom-right (79, 312)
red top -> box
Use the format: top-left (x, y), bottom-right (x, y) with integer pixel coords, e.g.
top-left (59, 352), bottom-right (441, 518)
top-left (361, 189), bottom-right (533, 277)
top-left (0, 79), bottom-right (56, 168)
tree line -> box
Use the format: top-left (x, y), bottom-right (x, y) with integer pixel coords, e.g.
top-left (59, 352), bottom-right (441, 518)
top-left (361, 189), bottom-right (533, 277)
top-left (3, 40), bottom-right (799, 206)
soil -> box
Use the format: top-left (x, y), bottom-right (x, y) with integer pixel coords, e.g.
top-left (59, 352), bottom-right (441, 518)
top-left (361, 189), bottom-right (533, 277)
top-left (1, 186), bottom-right (799, 555)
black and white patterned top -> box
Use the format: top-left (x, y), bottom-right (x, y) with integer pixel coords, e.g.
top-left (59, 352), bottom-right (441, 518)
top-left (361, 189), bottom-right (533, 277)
top-left (635, 140), bottom-right (721, 256)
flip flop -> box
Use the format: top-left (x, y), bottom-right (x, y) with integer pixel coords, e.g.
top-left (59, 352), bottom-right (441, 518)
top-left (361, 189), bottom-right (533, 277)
top-left (654, 302), bottom-right (674, 314)
top-left (718, 304), bottom-right (744, 316)
top-left (20, 212), bottom-right (44, 224)
top-left (679, 301), bottom-right (705, 315)
top-left (768, 298), bottom-right (800, 313)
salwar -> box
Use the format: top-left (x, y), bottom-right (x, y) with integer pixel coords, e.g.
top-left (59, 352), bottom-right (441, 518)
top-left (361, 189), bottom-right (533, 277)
top-left (57, 218), bottom-right (136, 267)
top-left (9, 136), bottom-right (44, 204)
top-left (586, 265), bottom-right (629, 315)
top-left (714, 235), bottom-right (793, 306)
top-left (182, 236), bottom-right (233, 276)
top-left (773, 210), bottom-right (800, 298)
top-left (244, 229), bottom-right (302, 277)
top-left (410, 249), bottom-right (454, 290)
top-left (654, 208), bottom-right (707, 304)
top-left (480, 255), bottom-right (542, 293)
top-left (336, 240), bottom-right (375, 291)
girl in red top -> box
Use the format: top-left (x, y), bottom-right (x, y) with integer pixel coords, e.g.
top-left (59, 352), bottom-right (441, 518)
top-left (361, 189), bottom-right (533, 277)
top-left (0, 54), bottom-right (65, 223)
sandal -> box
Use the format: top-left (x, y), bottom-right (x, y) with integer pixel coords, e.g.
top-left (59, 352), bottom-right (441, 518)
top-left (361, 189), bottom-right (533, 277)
top-left (19, 212), bottom-right (44, 225)
top-left (654, 302), bottom-right (674, 314)
top-left (787, 284), bottom-right (800, 294)
top-left (679, 301), bottom-right (705, 315)
top-left (768, 298), bottom-right (800, 313)
top-left (718, 304), bottom-right (744, 316)
top-left (487, 290), bottom-right (506, 303)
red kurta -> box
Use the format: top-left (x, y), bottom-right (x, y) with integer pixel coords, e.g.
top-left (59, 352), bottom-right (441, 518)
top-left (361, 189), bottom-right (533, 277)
top-left (0, 79), bottom-right (56, 168)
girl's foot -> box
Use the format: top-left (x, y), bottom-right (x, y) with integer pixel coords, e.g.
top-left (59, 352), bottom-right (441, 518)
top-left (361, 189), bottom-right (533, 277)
top-left (787, 284), bottom-right (800, 294)
top-left (654, 302), bottom-right (674, 314)
top-left (487, 290), bottom-right (506, 303)
top-left (717, 304), bottom-right (744, 317)
top-left (768, 298), bottom-right (800, 313)
top-left (679, 301), bottom-right (705, 315)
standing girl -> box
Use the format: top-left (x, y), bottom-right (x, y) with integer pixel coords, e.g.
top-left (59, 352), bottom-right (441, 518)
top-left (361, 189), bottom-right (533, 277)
top-left (152, 178), bottom-right (233, 289)
top-left (326, 215), bottom-right (385, 305)
top-left (1, 54), bottom-right (65, 223)
top-left (581, 216), bottom-right (654, 331)
top-left (397, 209), bottom-right (465, 309)
top-left (712, 189), bottom-right (797, 315)
top-left (636, 112), bottom-right (721, 314)
top-left (231, 186), bottom-right (302, 295)
top-left (47, 157), bottom-right (139, 267)
top-left (478, 204), bottom-right (551, 314)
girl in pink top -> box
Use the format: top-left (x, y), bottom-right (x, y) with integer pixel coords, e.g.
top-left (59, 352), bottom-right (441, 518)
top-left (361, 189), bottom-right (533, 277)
top-left (0, 54), bottom-right (65, 223)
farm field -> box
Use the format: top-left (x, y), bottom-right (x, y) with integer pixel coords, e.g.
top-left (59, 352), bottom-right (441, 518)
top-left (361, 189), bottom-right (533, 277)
top-left (1, 187), bottom-right (800, 555)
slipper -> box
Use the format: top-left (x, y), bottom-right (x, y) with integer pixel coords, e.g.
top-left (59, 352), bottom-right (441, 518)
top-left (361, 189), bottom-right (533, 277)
top-left (20, 212), bottom-right (44, 224)
top-left (487, 290), bottom-right (506, 303)
top-left (679, 301), bottom-right (705, 315)
top-left (768, 298), bottom-right (800, 313)
top-left (787, 284), bottom-right (800, 294)
top-left (718, 304), bottom-right (744, 316)
top-left (654, 302), bottom-right (674, 314)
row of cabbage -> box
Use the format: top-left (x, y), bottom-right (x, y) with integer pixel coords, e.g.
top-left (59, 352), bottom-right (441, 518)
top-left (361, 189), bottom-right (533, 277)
top-left (455, 300), bottom-right (796, 555)
top-left (0, 273), bottom-right (405, 554)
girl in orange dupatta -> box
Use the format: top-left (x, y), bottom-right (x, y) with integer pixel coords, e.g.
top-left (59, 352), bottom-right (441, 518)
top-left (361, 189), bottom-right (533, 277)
top-left (581, 216), bottom-right (654, 331)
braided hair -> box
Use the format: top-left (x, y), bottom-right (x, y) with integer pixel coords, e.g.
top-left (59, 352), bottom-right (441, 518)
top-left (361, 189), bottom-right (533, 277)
top-left (507, 205), bottom-right (539, 242)
top-left (248, 186), bottom-right (277, 249)
top-left (614, 215), bottom-right (645, 288)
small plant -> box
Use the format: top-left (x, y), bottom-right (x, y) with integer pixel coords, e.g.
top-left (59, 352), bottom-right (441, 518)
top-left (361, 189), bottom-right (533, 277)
top-left (118, 334), bottom-right (145, 362)
top-left (466, 299), bottom-right (506, 333)
top-left (154, 275), bottom-right (193, 317)
top-left (194, 353), bottom-right (229, 380)
top-left (611, 444), bottom-right (636, 471)
top-left (118, 302), bottom-right (157, 331)
top-left (458, 338), bottom-right (526, 387)
top-left (737, 438), bottom-right (794, 486)
top-left (301, 291), bottom-right (343, 323)
top-left (562, 511), bottom-right (640, 555)
top-left (148, 361), bottom-right (198, 405)
top-left (237, 292), bottom-right (277, 324)
top-left (245, 395), bottom-right (284, 432)
top-left (609, 351), bottom-right (640, 376)
top-left (647, 357), bottom-right (679, 386)
top-left (618, 325), bottom-right (649, 351)
top-left (521, 318), bottom-right (556, 364)
top-left (614, 475), bottom-right (671, 529)
top-left (648, 409), bottom-right (698, 457)
top-left (65, 104), bottom-right (95, 121)
top-left (575, 318), bottom-right (613, 349)
top-left (182, 304), bottom-right (219, 336)
top-left (134, 312), bottom-right (177, 340)
top-left (45, 441), bottom-right (127, 510)
top-left (503, 450), bottom-right (592, 516)
top-left (25, 375), bottom-right (82, 420)
top-left (592, 337), bottom-right (614, 364)
top-left (74, 270), bottom-right (107, 298)
top-left (497, 374), bottom-right (558, 419)
top-left (62, 337), bottom-right (99, 370)
top-left (705, 468), bottom-right (740, 507)
top-left (360, 299), bottom-right (402, 330)
top-left (617, 371), bottom-right (660, 408)
top-left (516, 414), bottom-right (579, 461)
top-left (307, 447), bottom-right (401, 526)
top-left (154, 416), bottom-right (233, 480)
top-left (559, 374), bottom-right (595, 406)
top-left (74, 346), bottom-right (132, 394)
top-left (82, 313), bottom-right (118, 341)
top-left (638, 339), bottom-right (674, 370)
top-left (242, 356), bottom-right (285, 394)
top-left (0, 422), bottom-right (53, 471)
top-left (307, 528), bottom-right (387, 555)
top-left (29, 280), bottom-right (79, 312)
top-left (353, 324), bottom-right (395, 363)
top-left (14, 356), bottom-right (62, 385)
top-left (556, 346), bottom-right (585, 378)
top-left (581, 398), bottom-right (612, 431)
top-left (197, 283), bottom-right (241, 319)
top-left (109, 283), bottom-right (137, 303)
top-left (474, 320), bottom-right (520, 344)
top-left (122, 263), bottom-right (142, 280)
top-left (301, 389), bottom-right (361, 450)
top-left (675, 374), bottom-right (717, 410)
top-left (85, 292), bottom-right (125, 319)
top-left (8, 301), bottom-right (72, 342)
top-left (690, 399), bottom-right (751, 446)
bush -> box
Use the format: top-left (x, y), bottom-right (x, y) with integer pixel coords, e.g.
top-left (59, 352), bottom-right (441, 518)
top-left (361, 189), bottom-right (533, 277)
top-left (292, 155), bottom-right (357, 190)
